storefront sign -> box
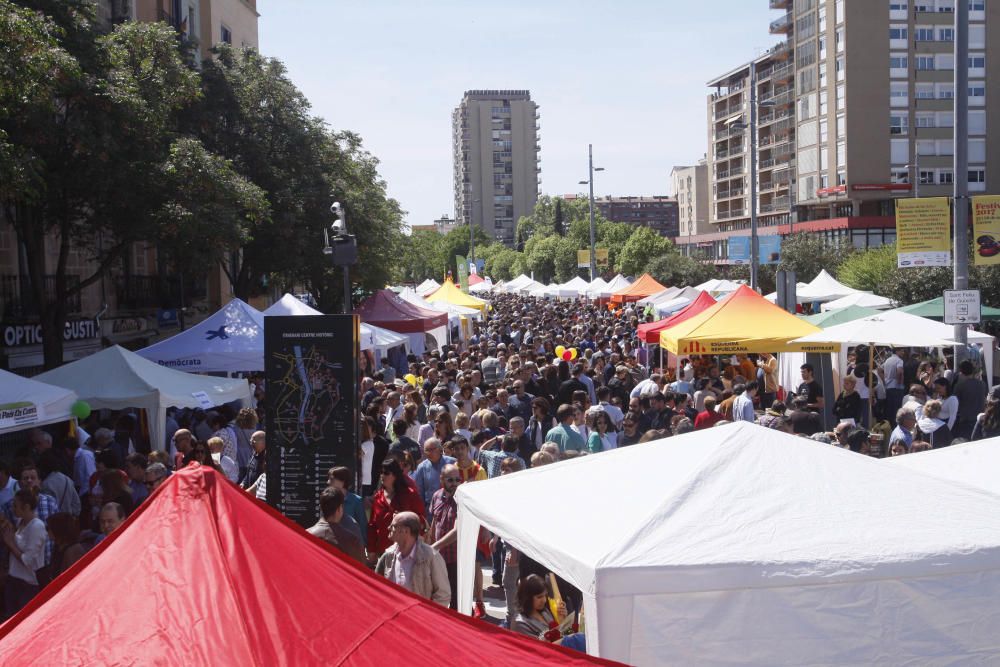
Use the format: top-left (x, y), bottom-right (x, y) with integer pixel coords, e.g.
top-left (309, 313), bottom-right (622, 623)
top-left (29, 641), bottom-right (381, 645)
top-left (972, 195), bottom-right (1000, 266)
top-left (895, 197), bottom-right (951, 268)
top-left (852, 183), bottom-right (912, 192)
top-left (1, 319), bottom-right (99, 348)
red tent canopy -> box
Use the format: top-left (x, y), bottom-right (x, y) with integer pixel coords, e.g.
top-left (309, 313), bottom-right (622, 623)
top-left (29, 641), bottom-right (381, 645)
top-left (609, 274), bottom-right (668, 304)
top-left (0, 465), bottom-right (618, 666)
top-left (356, 289), bottom-right (448, 333)
top-left (468, 273), bottom-right (485, 285)
top-left (636, 291), bottom-right (717, 344)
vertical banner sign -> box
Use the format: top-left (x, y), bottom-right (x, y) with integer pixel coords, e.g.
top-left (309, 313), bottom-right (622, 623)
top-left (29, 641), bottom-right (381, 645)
top-left (972, 195), bottom-right (1000, 266)
top-left (265, 315), bottom-right (359, 528)
top-left (895, 197), bottom-right (951, 267)
top-left (577, 249), bottom-right (590, 268)
top-left (595, 248), bottom-right (610, 267)
top-left (456, 255), bottom-right (469, 292)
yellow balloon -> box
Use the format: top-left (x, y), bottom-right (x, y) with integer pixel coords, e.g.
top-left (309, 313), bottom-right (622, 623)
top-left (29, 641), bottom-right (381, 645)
top-left (404, 373), bottom-right (417, 387)
top-left (569, 348), bottom-right (578, 360)
top-left (555, 345), bottom-right (566, 357)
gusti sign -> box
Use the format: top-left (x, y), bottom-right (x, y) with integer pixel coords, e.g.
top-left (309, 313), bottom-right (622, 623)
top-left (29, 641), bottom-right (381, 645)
top-left (2, 319), bottom-right (99, 348)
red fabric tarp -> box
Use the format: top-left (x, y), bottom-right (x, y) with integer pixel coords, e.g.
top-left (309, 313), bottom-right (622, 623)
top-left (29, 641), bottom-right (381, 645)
top-left (636, 291), bottom-right (717, 344)
top-left (0, 464), bottom-right (619, 666)
top-left (356, 289), bottom-right (448, 333)
top-left (609, 273), bottom-right (668, 304)
top-left (468, 273), bottom-right (485, 285)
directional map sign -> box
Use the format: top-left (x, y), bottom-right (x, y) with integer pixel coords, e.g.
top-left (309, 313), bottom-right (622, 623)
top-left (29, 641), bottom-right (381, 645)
top-left (943, 289), bottom-right (981, 325)
top-left (264, 315), bottom-right (359, 528)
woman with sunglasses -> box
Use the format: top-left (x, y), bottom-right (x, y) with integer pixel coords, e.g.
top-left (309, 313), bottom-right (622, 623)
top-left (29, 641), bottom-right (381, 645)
top-left (367, 457), bottom-right (426, 565)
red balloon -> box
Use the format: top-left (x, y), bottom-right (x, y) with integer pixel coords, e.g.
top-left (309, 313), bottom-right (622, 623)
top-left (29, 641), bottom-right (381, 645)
top-left (562, 350), bottom-right (573, 361)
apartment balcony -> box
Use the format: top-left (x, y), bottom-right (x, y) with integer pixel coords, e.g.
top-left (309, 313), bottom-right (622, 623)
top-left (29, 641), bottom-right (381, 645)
top-left (1, 274), bottom-right (81, 319)
top-left (716, 188), bottom-right (746, 200)
top-left (758, 108), bottom-right (793, 126)
top-left (710, 83), bottom-right (746, 101)
top-left (714, 104), bottom-right (744, 120)
top-left (769, 13), bottom-right (792, 35)
top-left (760, 89), bottom-right (794, 107)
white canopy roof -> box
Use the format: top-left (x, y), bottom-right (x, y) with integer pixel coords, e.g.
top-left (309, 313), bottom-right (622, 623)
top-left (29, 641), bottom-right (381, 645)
top-left (548, 275), bottom-right (590, 298)
top-left (37, 346), bottom-right (250, 451)
top-left (593, 274), bottom-right (631, 298)
top-left (820, 291), bottom-right (897, 312)
top-left (360, 322), bottom-right (408, 353)
top-left (500, 274), bottom-right (531, 292)
top-left (651, 296), bottom-right (692, 316)
top-left (456, 422), bottom-right (1000, 664)
top-left (137, 299), bottom-right (265, 373)
top-left (796, 269), bottom-right (865, 303)
top-left (262, 293), bottom-right (323, 316)
top-left (516, 279), bottom-right (546, 295)
top-left (468, 279), bottom-right (493, 293)
top-left (529, 283), bottom-right (554, 298)
top-left (636, 286), bottom-right (679, 306)
top-left (0, 369), bottom-right (79, 435)
top-left (792, 309), bottom-right (994, 349)
top-left (415, 278), bottom-right (440, 296)
top-left (885, 437), bottom-right (1000, 494)
top-left (695, 278), bottom-right (742, 295)
top-left (584, 277), bottom-right (608, 298)
top-left (763, 283), bottom-right (807, 303)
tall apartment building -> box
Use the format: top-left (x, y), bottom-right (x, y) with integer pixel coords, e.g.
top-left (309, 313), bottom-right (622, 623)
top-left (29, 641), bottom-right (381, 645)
top-left (1, 1), bottom-right (260, 372)
top-left (453, 90), bottom-right (540, 246)
top-left (671, 160), bottom-right (711, 244)
top-left (679, 0), bottom-right (998, 262)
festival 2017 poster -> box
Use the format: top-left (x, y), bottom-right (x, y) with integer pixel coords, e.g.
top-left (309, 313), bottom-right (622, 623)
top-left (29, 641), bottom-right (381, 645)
top-left (895, 197), bottom-right (951, 268)
top-left (972, 195), bottom-right (1000, 266)
top-left (264, 315), bottom-right (359, 527)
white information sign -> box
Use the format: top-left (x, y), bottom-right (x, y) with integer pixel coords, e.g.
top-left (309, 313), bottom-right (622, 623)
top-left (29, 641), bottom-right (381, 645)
top-left (943, 289), bottom-right (981, 325)
top-left (191, 391), bottom-right (214, 410)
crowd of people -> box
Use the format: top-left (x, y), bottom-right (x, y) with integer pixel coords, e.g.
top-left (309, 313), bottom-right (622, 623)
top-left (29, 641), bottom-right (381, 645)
top-left (2, 289), bottom-right (996, 650)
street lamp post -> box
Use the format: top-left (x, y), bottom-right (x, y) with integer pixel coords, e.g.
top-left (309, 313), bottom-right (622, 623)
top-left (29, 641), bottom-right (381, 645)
top-left (906, 156), bottom-right (920, 198)
top-left (580, 145), bottom-right (605, 281)
top-left (749, 67), bottom-right (759, 292)
top-left (953, 0), bottom-right (970, 357)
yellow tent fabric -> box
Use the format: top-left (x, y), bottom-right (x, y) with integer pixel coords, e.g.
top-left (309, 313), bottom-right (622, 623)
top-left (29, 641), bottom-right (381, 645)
top-left (659, 285), bottom-right (839, 354)
top-left (424, 279), bottom-right (488, 313)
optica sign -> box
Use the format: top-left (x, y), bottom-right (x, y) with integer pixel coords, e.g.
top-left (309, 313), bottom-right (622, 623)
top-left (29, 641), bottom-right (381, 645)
top-left (1, 319), bottom-right (99, 347)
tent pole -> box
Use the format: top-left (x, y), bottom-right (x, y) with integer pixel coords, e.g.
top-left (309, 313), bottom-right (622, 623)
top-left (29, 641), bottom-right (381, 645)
top-left (868, 342), bottom-right (875, 431)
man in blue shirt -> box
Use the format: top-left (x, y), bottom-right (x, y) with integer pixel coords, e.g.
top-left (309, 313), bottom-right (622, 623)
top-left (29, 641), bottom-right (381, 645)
top-left (544, 404), bottom-right (587, 453)
top-left (732, 381), bottom-right (758, 423)
top-left (412, 437), bottom-right (456, 507)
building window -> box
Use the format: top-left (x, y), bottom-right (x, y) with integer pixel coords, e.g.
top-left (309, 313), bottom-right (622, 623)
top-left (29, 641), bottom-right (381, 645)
top-left (939, 171), bottom-right (953, 184)
top-left (891, 169), bottom-right (910, 184)
top-left (937, 28), bottom-right (955, 42)
top-left (969, 169), bottom-right (986, 183)
top-left (919, 170), bottom-right (935, 184)
top-left (889, 26), bottom-right (908, 40)
top-left (916, 55), bottom-right (935, 70)
top-left (221, 24), bottom-right (232, 44)
top-left (914, 27), bottom-right (935, 42)
top-left (890, 114), bottom-right (908, 134)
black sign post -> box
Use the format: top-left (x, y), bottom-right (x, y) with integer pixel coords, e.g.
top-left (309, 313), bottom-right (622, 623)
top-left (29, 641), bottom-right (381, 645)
top-left (264, 315), bottom-right (359, 527)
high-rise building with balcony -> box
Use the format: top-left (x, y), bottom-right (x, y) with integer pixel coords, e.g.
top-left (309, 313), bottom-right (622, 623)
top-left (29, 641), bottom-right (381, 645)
top-left (452, 90), bottom-right (540, 247)
top-left (671, 160), bottom-right (710, 247)
top-left (680, 0), bottom-right (999, 262)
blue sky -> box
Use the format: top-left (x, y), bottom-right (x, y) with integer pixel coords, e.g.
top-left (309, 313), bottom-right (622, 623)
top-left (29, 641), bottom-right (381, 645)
top-left (258, 1), bottom-right (781, 228)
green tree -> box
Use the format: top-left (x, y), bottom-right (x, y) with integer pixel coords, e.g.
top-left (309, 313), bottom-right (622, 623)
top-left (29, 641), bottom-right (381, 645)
top-left (433, 225), bottom-right (491, 281)
top-left (553, 237), bottom-right (581, 283)
top-left (398, 229), bottom-right (444, 284)
top-left (3, 10), bottom-right (205, 367)
top-left (524, 234), bottom-right (561, 283)
top-left (617, 227), bottom-right (674, 276)
top-left (837, 243), bottom-right (898, 293)
top-left (596, 221), bottom-right (634, 274)
top-left (483, 246), bottom-right (523, 282)
top-left (775, 232), bottom-right (853, 284)
top-left (646, 253), bottom-right (714, 288)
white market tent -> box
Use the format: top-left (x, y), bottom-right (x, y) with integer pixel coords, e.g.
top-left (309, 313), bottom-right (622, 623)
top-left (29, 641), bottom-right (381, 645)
top-left (456, 422), bottom-right (1000, 665)
top-left (0, 369), bottom-right (79, 435)
top-left (37, 346), bottom-right (250, 452)
top-left (796, 268), bottom-right (864, 303)
top-left (136, 298), bottom-right (265, 373)
top-left (593, 274), bottom-right (631, 299)
top-left (584, 277), bottom-right (608, 299)
top-left (695, 278), bottom-right (742, 296)
top-left (262, 293), bottom-right (323, 316)
top-left (792, 309), bottom-right (995, 386)
top-left (886, 436), bottom-right (1000, 494)
top-left (651, 296), bottom-right (692, 317)
top-left (415, 278), bottom-right (440, 296)
top-left (529, 283), bottom-right (554, 299)
top-left (517, 278), bottom-right (546, 295)
top-left (636, 286), bottom-right (679, 307)
top-left (500, 274), bottom-right (531, 293)
top-left (360, 323), bottom-right (408, 354)
top-left (820, 291), bottom-right (897, 312)
top-left (763, 283), bottom-right (807, 303)
top-left (549, 275), bottom-right (590, 299)
top-left (468, 278), bottom-right (494, 294)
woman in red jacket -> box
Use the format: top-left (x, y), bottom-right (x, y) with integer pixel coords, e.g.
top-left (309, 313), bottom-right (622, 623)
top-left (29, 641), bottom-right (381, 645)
top-left (367, 457), bottom-right (426, 563)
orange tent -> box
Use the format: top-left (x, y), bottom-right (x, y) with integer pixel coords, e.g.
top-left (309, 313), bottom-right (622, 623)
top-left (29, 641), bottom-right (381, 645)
top-left (609, 274), bottom-right (668, 304)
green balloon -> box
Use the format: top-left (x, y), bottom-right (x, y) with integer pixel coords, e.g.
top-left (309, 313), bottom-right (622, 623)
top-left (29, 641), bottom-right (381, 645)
top-left (70, 400), bottom-right (91, 419)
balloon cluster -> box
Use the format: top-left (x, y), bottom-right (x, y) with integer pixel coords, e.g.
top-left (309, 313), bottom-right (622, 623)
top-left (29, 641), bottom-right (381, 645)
top-left (403, 373), bottom-right (423, 387)
top-left (554, 345), bottom-right (578, 363)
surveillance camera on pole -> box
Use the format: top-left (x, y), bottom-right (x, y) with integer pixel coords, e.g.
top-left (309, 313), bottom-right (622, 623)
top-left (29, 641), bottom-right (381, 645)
top-left (324, 199), bottom-right (357, 313)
